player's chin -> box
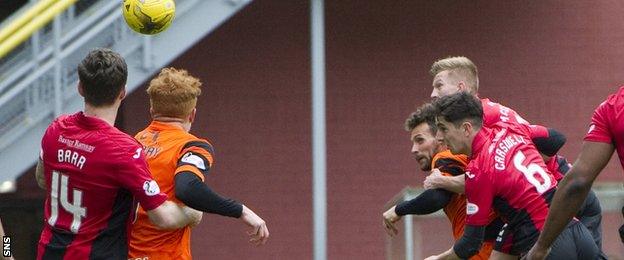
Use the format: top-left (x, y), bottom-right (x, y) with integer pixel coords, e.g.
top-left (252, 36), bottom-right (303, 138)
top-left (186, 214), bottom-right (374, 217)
top-left (418, 159), bottom-right (431, 171)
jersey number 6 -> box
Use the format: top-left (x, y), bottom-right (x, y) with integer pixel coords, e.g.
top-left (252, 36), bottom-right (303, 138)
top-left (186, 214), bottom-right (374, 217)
top-left (513, 151), bottom-right (551, 194)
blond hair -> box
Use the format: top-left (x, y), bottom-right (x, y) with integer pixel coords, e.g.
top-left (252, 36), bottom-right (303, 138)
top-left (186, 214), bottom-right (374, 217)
top-left (147, 67), bottom-right (202, 118)
top-left (430, 56), bottom-right (479, 94)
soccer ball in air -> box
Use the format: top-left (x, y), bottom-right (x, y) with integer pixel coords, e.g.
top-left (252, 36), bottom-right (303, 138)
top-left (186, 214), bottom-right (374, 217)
top-left (122, 0), bottom-right (176, 35)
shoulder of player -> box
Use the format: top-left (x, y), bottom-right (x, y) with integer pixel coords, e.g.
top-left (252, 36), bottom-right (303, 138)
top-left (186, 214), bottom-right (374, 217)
top-left (432, 151), bottom-right (468, 176)
top-left (180, 137), bottom-right (215, 155)
top-left (101, 129), bottom-right (144, 155)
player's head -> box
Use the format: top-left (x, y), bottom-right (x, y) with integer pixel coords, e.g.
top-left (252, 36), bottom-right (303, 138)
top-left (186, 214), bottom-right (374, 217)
top-left (430, 56), bottom-right (479, 99)
top-left (433, 92), bottom-right (483, 156)
top-left (405, 103), bottom-right (444, 171)
top-left (147, 67), bottom-right (202, 126)
top-left (77, 48), bottom-right (128, 107)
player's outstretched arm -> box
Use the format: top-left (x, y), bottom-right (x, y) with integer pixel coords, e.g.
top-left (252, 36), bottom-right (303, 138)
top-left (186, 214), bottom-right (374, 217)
top-left (383, 189), bottom-right (453, 236)
top-left (35, 158), bottom-right (46, 190)
top-left (174, 172), bottom-right (270, 245)
top-left (240, 205), bottom-right (270, 246)
top-left (526, 141), bottom-right (614, 260)
top-left (424, 169), bottom-right (465, 194)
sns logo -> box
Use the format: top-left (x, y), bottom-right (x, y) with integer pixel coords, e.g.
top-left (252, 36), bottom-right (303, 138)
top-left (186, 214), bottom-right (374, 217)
top-left (466, 202), bottom-right (479, 215)
top-left (143, 180), bottom-right (160, 196)
top-left (465, 171), bottom-right (475, 179)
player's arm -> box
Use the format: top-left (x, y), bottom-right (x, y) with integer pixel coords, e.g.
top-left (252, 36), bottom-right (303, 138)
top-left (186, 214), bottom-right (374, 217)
top-left (424, 171), bottom-right (464, 193)
top-left (182, 206), bottom-right (203, 227)
top-left (530, 125), bottom-right (566, 159)
top-left (146, 201), bottom-right (200, 230)
top-left (527, 141), bottom-right (613, 259)
top-left (424, 157), bottom-right (466, 193)
top-left (174, 141), bottom-right (269, 245)
top-left (117, 146), bottom-right (197, 230)
top-left (35, 158), bottom-right (45, 190)
top-left (383, 188), bottom-right (453, 236)
top-left (425, 225), bottom-right (485, 260)
top-left (174, 172), bottom-right (242, 217)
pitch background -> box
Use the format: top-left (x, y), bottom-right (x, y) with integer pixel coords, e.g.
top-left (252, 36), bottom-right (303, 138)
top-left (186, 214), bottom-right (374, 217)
top-left (6, 1), bottom-right (624, 259)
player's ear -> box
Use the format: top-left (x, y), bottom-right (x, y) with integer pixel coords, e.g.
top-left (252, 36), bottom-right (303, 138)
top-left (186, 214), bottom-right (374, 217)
top-left (77, 82), bottom-right (85, 97)
top-left (149, 107), bottom-right (155, 117)
top-left (461, 121), bottom-right (473, 136)
top-left (189, 108), bottom-right (196, 123)
top-left (457, 81), bottom-right (466, 92)
top-left (118, 87), bottom-right (126, 101)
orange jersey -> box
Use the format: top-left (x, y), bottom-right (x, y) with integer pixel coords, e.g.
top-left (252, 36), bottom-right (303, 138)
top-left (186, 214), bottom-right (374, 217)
top-left (431, 150), bottom-right (494, 260)
top-left (129, 121), bottom-right (214, 260)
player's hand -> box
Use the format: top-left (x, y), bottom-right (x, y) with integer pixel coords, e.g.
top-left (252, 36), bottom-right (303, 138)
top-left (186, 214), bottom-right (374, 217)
top-left (382, 206), bottom-right (401, 237)
top-left (423, 168), bottom-right (444, 189)
top-left (523, 245), bottom-right (549, 260)
top-left (240, 205), bottom-right (269, 246)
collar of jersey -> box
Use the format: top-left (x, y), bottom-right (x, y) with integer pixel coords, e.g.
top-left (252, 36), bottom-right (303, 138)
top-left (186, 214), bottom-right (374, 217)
top-left (148, 120), bottom-right (185, 131)
top-left (74, 111), bottom-right (112, 130)
top-left (471, 126), bottom-right (492, 159)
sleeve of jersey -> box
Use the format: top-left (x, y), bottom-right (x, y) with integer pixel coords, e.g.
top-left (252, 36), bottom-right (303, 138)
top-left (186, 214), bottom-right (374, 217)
top-left (116, 146), bottom-right (167, 211)
top-left (174, 140), bottom-right (215, 181)
top-left (584, 101), bottom-right (613, 144)
top-left (530, 126), bottom-right (567, 157)
top-left (433, 157), bottom-right (465, 176)
top-left (464, 166), bottom-right (494, 226)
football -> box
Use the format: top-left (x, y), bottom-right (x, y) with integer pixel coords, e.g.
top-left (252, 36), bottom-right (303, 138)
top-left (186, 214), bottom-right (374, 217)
top-left (122, 0), bottom-right (176, 35)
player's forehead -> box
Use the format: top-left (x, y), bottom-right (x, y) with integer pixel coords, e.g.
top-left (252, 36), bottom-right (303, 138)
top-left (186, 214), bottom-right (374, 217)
top-left (435, 116), bottom-right (451, 127)
top-left (432, 70), bottom-right (452, 84)
top-left (411, 123), bottom-right (434, 139)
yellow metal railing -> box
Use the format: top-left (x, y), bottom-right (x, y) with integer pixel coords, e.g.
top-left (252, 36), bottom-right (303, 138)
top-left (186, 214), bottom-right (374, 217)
top-left (0, 0), bottom-right (79, 59)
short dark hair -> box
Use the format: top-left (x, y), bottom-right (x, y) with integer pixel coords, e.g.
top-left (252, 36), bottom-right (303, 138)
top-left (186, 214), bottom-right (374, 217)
top-left (405, 103), bottom-right (437, 134)
top-left (77, 48), bottom-right (127, 107)
top-left (433, 92), bottom-right (483, 127)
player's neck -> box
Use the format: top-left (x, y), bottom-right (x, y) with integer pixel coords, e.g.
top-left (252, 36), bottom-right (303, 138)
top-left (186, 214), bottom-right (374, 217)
top-left (83, 103), bottom-right (119, 127)
top-left (152, 116), bottom-right (191, 132)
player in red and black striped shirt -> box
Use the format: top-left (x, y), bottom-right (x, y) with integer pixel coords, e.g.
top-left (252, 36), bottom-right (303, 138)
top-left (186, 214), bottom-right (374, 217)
top-left (427, 92), bottom-right (597, 259)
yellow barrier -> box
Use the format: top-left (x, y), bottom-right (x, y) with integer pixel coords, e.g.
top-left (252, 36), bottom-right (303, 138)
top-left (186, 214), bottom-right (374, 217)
top-left (0, 0), bottom-right (57, 43)
top-left (0, 0), bottom-right (79, 59)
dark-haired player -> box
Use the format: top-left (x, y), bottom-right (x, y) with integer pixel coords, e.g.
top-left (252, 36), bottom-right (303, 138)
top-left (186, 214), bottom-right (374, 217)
top-left (35, 49), bottom-right (199, 259)
top-left (425, 92), bottom-right (597, 260)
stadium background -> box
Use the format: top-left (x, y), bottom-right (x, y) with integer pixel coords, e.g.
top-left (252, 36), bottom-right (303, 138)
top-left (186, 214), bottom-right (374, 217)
top-left (1, 0), bottom-right (624, 259)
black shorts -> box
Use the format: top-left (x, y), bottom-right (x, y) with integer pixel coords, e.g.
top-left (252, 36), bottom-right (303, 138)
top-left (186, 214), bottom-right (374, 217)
top-left (547, 220), bottom-right (599, 260)
top-left (576, 189), bottom-right (606, 258)
top-left (496, 220), bottom-right (598, 258)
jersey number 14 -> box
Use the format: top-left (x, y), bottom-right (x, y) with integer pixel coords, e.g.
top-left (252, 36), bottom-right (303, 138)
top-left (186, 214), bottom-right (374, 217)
top-left (48, 171), bottom-right (87, 233)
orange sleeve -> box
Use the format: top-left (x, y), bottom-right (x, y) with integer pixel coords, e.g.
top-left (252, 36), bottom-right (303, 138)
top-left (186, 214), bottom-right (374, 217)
top-left (174, 140), bottom-right (215, 181)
